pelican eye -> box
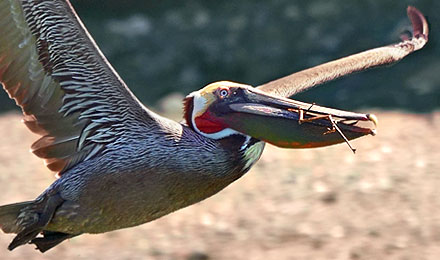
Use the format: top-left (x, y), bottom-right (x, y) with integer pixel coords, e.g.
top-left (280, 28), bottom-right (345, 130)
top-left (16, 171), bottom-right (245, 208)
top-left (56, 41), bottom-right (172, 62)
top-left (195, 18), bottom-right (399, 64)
top-left (218, 88), bottom-right (230, 98)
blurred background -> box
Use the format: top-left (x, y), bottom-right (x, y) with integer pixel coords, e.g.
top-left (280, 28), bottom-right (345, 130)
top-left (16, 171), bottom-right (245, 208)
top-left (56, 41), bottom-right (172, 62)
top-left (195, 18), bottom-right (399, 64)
top-left (1, 0), bottom-right (439, 259)
top-left (0, 0), bottom-right (438, 113)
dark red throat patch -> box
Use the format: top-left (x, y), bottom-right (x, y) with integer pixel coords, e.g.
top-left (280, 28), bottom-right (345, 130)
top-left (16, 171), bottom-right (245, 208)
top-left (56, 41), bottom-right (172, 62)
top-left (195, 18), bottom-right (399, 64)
top-left (183, 96), bottom-right (228, 134)
top-left (194, 110), bottom-right (227, 134)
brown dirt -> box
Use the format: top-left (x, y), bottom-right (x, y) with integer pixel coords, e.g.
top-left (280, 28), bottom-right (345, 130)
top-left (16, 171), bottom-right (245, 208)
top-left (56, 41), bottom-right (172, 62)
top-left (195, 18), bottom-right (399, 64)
top-left (0, 110), bottom-right (440, 260)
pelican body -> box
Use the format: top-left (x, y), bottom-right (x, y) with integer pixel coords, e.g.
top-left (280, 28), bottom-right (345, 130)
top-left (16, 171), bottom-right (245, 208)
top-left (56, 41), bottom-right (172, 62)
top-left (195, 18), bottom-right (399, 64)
top-left (0, 0), bottom-right (428, 253)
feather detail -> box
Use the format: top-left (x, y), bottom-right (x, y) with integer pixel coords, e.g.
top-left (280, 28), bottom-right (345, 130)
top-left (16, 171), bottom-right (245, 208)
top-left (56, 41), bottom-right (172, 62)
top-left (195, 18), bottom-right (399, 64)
top-left (0, 0), bottom-right (155, 175)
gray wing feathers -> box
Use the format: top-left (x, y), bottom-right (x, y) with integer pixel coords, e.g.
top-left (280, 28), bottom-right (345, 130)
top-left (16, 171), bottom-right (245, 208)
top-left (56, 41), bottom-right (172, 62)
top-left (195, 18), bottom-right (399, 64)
top-left (0, 201), bottom-right (34, 234)
top-left (0, 0), bottom-right (152, 174)
top-left (257, 6), bottom-right (429, 98)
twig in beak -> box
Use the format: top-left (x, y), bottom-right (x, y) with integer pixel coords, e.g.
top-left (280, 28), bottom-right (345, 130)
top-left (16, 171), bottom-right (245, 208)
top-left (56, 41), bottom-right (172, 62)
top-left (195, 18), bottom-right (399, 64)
top-left (327, 116), bottom-right (357, 154)
top-left (296, 109), bottom-right (357, 153)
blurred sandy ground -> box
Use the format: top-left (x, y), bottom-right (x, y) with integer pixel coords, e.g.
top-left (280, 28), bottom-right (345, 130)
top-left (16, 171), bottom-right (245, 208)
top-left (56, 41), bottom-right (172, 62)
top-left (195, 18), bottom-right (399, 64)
top-left (0, 109), bottom-right (440, 260)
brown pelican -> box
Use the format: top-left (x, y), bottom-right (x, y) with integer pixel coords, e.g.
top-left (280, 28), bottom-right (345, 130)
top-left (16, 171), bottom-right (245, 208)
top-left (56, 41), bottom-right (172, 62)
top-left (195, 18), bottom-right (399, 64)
top-left (0, 0), bottom-right (428, 253)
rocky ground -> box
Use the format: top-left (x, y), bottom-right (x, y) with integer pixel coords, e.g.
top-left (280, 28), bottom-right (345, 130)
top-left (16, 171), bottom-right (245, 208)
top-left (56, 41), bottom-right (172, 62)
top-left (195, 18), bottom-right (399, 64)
top-left (0, 110), bottom-right (439, 260)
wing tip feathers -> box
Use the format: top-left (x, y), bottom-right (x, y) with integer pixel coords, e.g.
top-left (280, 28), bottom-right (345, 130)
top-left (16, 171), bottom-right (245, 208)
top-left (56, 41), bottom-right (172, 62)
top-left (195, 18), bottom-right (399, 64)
top-left (406, 6), bottom-right (429, 50)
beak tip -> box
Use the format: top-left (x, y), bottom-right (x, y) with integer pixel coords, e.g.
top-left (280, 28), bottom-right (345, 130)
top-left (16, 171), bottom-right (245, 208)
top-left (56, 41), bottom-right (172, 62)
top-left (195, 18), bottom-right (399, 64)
top-left (367, 113), bottom-right (379, 127)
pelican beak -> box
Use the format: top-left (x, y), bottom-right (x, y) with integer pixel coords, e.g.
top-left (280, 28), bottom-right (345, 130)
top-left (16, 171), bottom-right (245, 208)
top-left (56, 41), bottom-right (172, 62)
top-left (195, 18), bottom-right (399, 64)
top-left (217, 87), bottom-right (377, 150)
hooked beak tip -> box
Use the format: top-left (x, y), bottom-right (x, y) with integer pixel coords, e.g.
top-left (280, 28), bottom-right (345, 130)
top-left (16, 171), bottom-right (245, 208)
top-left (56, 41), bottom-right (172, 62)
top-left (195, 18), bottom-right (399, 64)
top-left (367, 113), bottom-right (378, 127)
top-left (365, 113), bottom-right (378, 136)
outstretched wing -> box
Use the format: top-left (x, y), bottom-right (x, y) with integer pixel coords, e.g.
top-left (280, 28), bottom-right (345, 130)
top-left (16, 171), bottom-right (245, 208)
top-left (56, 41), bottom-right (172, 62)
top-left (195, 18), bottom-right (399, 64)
top-left (257, 6), bottom-right (429, 98)
top-left (0, 0), bottom-right (155, 174)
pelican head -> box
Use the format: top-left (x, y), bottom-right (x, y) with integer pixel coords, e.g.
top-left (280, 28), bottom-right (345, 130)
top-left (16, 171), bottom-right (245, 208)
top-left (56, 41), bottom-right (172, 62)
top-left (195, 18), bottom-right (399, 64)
top-left (184, 81), bottom-right (377, 149)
